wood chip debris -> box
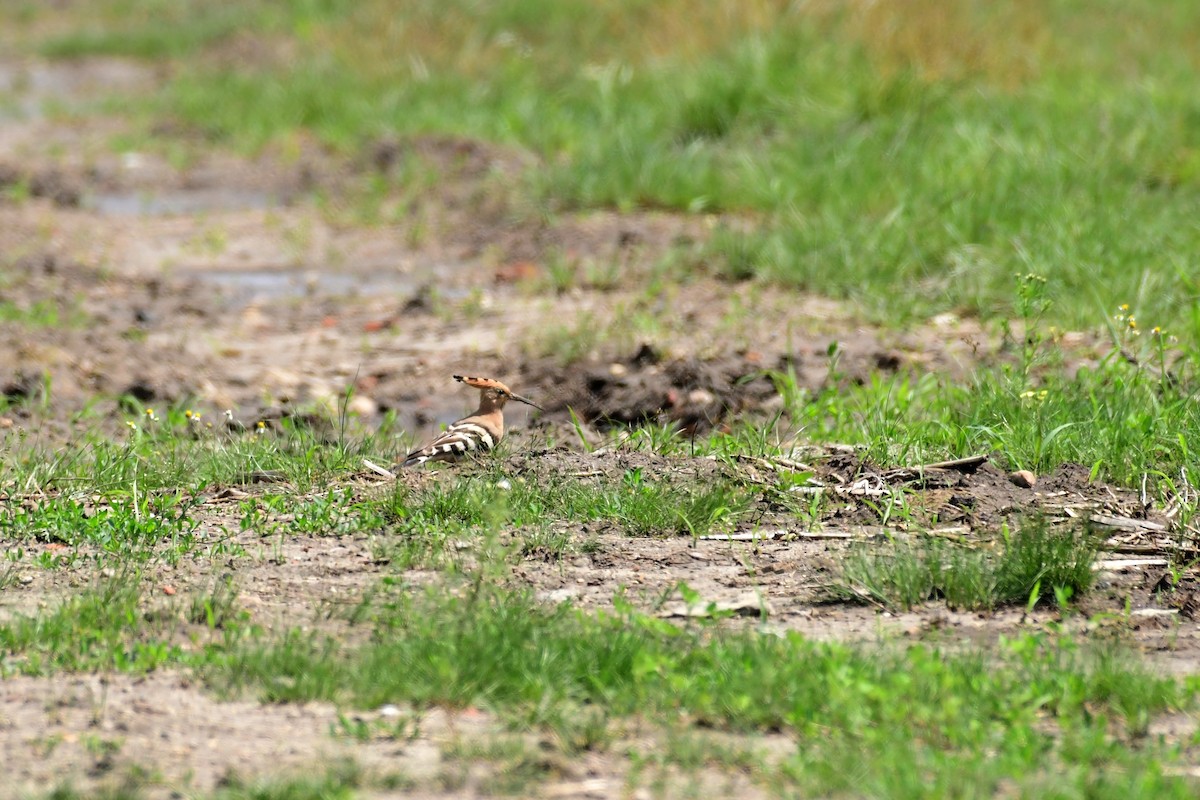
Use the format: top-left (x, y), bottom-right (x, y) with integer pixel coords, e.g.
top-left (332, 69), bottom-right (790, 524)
top-left (882, 454), bottom-right (989, 482)
top-left (735, 454), bottom-right (817, 474)
top-left (698, 529), bottom-right (866, 541)
top-left (362, 458), bottom-right (396, 479)
top-left (1090, 514), bottom-right (1168, 533)
top-left (1094, 558), bottom-right (1168, 571)
top-left (699, 531), bottom-right (783, 541)
top-left (209, 487), bottom-right (250, 501)
top-left (1130, 608), bottom-right (1179, 618)
top-left (660, 593), bottom-right (772, 619)
top-left (543, 779), bottom-right (611, 799)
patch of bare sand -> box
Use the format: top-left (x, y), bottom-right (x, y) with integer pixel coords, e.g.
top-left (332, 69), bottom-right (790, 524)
top-left (0, 668), bottom-right (788, 800)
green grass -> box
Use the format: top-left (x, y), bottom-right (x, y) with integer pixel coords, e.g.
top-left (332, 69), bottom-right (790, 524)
top-left (22, 0), bottom-right (1196, 487)
top-left (31, 1), bottom-right (332, 60)
top-left (200, 581), bottom-right (1198, 798)
top-left (1, 405), bottom-right (390, 496)
top-left (777, 358), bottom-right (1200, 488)
top-left (0, 492), bottom-right (203, 560)
top-left (0, 580), bottom-right (184, 675)
top-left (390, 464), bottom-right (749, 540)
top-left (5, 555), bottom-right (1196, 796)
top-left (0, 297), bottom-right (84, 329)
top-left (13, 0), bottom-right (1200, 327)
top-left (365, 464), bottom-right (751, 570)
top-left (42, 760), bottom-right (369, 800)
top-left (838, 519), bottom-right (1102, 611)
top-left (8, 0), bottom-right (1200, 491)
top-left (639, 291), bottom-right (1200, 489)
top-left (0, 421), bottom-right (1192, 795)
top-left (5, 4), bottom-right (1200, 794)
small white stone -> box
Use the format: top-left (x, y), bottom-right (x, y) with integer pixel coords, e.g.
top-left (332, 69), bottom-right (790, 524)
top-left (495, 479), bottom-right (512, 491)
top-left (347, 395), bottom-right (378, 416)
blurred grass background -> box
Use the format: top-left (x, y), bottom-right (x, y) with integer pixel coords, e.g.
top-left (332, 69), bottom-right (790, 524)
top-left (6, 0), bottom-right (1200, 328)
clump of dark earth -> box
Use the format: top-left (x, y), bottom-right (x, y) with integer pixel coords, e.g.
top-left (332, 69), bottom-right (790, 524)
top-left (529, 345), bottom-right (777, 432)
top-left (812, 455), bottom-right (1153, 532)
top-left (0, 163), bottom-right (81, 206)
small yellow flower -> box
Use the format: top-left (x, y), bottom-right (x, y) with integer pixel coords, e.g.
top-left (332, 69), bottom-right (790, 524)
top-left (126, 421), bottom-right (137, 431)
top-left (184, 409), bottom-right (194, 419)
top-left (1151, 326), bottom-right (1163, 337)
top-left (1118, 303), bottom-right (1130, 312)
top-left (256, 420), bottom-right (266, 430)
top-left (144, 408), bottom-right (159, 421)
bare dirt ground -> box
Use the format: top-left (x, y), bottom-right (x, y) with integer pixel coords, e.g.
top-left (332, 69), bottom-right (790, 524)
top-left (1, 57), bottom-right (1197, 797)
top-left (0, 668), bottom-right (791, 800)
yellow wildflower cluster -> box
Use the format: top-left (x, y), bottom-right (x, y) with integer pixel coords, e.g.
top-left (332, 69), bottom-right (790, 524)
top-left (1113, 304), bottom-right (1139, 336)
top-left (1114, 305), bottom-right (1176, 342)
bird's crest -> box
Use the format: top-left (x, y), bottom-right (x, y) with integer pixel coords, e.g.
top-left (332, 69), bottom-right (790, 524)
top-left (454, 375), bottom-right (511, 392)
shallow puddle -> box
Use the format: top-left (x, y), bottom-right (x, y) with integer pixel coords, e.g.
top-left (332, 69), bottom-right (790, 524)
top-left (182, 267), bottom-right (418, 306)
top-left (0, 59), bottom-right (152, 121)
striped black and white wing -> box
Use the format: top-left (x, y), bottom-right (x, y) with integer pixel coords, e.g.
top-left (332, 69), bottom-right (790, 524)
top-left (402, 420), bottom-right (497, 467)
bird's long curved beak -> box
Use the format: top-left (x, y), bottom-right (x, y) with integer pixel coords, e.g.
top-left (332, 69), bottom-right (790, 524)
top-left (511, 393), bottom-right (544, 412)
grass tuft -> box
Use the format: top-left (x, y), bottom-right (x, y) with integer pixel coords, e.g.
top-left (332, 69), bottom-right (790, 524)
top-left (199, 581), bottom-right (1197, 796)
top-left (838, 518), bottom-right (1100, 611)
top-left (385, 467), bottom-right (749, 542)
top-left (0, 579), bottom-right (181, 675)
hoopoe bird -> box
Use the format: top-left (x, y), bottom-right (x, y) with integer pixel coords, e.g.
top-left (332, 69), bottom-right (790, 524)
top-left (401, 375), bottom-right (543, 467)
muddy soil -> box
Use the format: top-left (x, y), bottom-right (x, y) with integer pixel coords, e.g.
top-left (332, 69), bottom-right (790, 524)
top-left (0, 61), bottom-right (1005, 446)
top-left (0, 57), bottom-right (1197, 797)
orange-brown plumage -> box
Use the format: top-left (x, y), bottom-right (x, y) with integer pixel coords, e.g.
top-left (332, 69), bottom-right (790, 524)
top-left (401, 375), bottom-right (542, 467)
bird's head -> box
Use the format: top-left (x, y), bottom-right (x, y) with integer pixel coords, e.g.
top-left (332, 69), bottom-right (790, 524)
top-left (454, 375), bottom-right (543, 411)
